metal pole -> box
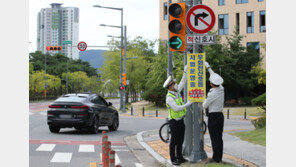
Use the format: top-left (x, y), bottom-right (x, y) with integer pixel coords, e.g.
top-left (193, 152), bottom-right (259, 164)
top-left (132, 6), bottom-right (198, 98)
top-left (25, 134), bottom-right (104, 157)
top-left (183, 0), bottom-right (193, 157)
top-left (142, 106), bottom-right (145, 117)
top-left (123, 25), bottom-right (127, 113)
top-left (66, 60), bottom-right (68, 94)
top-left (44, 52), bottom-right (47, 99)
top-left (227, 109), bottom-right (230, 119)
top-left (244, 108), bottom-right (247, 119)
top-left (119, 9), bottom-right (124, 111)
top-left (189, 0), bottom-right (207, 162)
top-left (167, 0), bottom-right (173, 77)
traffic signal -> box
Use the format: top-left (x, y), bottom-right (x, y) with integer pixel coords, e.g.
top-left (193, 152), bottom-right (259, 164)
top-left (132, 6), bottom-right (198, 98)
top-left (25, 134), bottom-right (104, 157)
top-left (46, 46), bottom-right (62, 51)
top-left (121, 73), bottom-right (127, 86)
top-left (119, 86), bottom-right (125, 91)
top-left (168, 2), bottom-right (186, 52)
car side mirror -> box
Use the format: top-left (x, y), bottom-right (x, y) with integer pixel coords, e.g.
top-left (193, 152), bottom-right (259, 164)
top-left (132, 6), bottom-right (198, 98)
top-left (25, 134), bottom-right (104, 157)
top-left (108, 102), bottom-right (112, 106)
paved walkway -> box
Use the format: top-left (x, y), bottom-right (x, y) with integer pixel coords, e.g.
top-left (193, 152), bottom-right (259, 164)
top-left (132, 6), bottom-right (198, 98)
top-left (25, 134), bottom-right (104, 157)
top-left (129, 101), bottom-right (266, 167)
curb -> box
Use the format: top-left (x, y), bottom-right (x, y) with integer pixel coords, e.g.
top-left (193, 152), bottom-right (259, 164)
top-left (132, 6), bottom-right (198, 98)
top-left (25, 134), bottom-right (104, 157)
top-left (136, 131), bottom-right (171, 166)
top-left (136, 130), bottom-right (260, 167)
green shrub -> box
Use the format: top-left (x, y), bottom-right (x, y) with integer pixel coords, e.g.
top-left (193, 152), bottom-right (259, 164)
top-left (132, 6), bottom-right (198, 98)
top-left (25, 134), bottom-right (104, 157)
top-left (251, 116), bottom-right (266, 129)
top-left (251, 92), bottom-right (266, 111)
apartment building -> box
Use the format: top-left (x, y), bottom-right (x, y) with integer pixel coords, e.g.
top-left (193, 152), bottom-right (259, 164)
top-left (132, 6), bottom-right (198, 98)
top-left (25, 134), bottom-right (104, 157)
top-left (159, 0), bottom-right (266, 69)
top-left (37, 3), bottom-right (79, 59)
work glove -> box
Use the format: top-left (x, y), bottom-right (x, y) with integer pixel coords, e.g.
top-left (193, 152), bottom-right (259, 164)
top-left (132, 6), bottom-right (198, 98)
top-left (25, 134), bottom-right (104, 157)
top-left (185, 100), bottom-right (192, 107)
top-left (184, 65), bottom-right (188, 73)
top-left (205, 62), bottom-right (210, 68)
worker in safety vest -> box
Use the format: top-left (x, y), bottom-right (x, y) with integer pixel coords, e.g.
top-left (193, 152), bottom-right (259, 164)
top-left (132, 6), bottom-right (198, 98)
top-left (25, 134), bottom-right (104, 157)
top-left (203, 62), bottom-right (225, 163)
top-left (163, 65), bottom-right (192, 165)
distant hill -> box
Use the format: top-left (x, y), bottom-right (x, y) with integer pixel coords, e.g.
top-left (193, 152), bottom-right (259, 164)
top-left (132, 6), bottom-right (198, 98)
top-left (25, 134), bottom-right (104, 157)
top-left (79, 50), bottom-right (107, 72)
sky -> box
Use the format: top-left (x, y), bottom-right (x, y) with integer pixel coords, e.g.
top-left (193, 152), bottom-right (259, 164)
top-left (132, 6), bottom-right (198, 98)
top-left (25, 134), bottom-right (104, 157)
top-left (29, 0), bottom-right (159, 52)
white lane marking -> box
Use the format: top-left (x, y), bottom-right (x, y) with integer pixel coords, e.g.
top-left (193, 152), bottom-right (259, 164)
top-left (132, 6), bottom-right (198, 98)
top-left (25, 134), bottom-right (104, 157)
top-left (50, 152), bottom-right (72, 163)
top-left (79, 145), bottom-right (95, 152)
top-left (100, 153), bottom-right (102, 161)
top-left (111, 146), bottom-right (127, 148)
top-left (101, 153), bottom-right (121, 165)
top-left (135, 163), bottom-right (143, 167)
top-left (36, 144), bottom-right (56, 151)
top-left (115, 154), bottom-right (121, 165)
top-left (39, 112), bottom-right (47, 116)
top-left (114, 149), bottom-right (130, 152)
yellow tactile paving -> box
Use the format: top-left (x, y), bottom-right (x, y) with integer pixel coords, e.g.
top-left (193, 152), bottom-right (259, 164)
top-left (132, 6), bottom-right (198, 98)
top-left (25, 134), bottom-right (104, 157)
top-left (147, 140), bottom-right (258, 167)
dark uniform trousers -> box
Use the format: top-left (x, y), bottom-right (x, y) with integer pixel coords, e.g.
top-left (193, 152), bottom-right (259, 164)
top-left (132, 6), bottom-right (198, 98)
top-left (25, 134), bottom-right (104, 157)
top-left (169, 118), bottom-right (185, 162)
top-left (208, 112), bottom-right (224, 162)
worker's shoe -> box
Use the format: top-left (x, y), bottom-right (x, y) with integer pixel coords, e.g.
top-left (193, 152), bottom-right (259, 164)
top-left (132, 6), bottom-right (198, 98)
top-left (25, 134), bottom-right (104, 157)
top-left (178, 157), bottom-right (188, 163)
top-left (171, 159), bottom-right (181, 166)
top-left (205, 158), bottom-right (215, 164)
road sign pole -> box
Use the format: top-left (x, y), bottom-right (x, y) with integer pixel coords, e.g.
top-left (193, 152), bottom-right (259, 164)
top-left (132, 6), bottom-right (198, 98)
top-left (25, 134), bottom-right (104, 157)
top-left (189, 0), bottom-right (208, 163)
top-left (183, 0), bottom-right (194, 157)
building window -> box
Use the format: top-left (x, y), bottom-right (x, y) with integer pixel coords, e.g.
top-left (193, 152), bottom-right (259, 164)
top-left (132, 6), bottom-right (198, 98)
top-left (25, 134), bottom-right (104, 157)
top-left (258, 0), bottom-right (264, 2)
top-left (163, 2), bottom-right (168, 20)
top-left (218, 0), bottom-right (225, 6)
top-left (247, 12), bottom-right (254, 33)
top-left (236, 13), bottom-right (240, 33)
top-left (247, 42), bottom-right (260, 53)
top-left (260, 10), bottom-right (266, 32)
top-left (218, 14), bottom-right (229, 35)
top-left (236, 0), bottom-right (248, 4)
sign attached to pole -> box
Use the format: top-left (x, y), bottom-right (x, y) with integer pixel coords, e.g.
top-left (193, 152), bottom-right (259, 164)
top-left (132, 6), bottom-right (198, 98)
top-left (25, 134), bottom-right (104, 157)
top-left (62, 41), bottom-right (72, 45)
top-left (186, 5), bottom-right (215, 34)
top-left (187, 53), bottom-right (206, 102)
top-left (77, 41), bottom-right (87, 51)
top-left (187, 34), bottom-right (216, 45)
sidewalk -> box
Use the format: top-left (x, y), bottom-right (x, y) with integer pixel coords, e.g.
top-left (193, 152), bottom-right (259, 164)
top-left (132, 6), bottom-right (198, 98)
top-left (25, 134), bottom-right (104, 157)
top-left (138, 129), bottom-right (265, 167)
top-left (128, 101), bottom-right (266, 167)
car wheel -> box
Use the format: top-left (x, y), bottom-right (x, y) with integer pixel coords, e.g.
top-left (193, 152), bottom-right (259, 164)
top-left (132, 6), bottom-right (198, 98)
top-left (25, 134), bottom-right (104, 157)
top-left (108, 115), bottom-right (119, 131)
top-left (49, 126), bottom-right (60, 133)
top-left (89, 116), bottom-right (99, 134)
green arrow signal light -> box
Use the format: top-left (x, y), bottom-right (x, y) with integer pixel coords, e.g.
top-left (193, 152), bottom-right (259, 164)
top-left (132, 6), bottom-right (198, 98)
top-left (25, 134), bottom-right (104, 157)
top-left (169, 36), bottom-right (183, 50)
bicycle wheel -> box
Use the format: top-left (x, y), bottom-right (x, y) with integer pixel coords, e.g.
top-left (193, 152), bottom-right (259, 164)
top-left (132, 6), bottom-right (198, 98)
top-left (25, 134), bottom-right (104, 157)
top-left (203, 121), bottom-right (207, 134)
top-left (159, 122), bottom-right (171, 143)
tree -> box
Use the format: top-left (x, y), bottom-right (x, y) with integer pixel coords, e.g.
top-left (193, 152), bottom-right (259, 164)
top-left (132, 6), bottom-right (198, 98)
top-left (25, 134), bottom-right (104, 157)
top-left (204, 28), bottom-right (263, 100)
top-left (100, 36), bottom-right (156, 101)
top-left (29, 70), bottom-right (61, 97)
top-left (29, 51), bottom-right (98, 77)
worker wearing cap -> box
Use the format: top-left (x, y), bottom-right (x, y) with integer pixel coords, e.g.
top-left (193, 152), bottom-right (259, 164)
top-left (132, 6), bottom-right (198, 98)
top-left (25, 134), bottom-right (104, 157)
top-left (163, 65), bottom-right (192, 165)
top-left (203, 62), bottom-right (225, 163)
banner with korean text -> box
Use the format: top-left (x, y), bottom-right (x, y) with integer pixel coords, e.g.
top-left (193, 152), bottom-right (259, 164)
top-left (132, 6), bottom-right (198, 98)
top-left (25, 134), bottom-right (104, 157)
top-left (187, 53), bottom-right (206, 102)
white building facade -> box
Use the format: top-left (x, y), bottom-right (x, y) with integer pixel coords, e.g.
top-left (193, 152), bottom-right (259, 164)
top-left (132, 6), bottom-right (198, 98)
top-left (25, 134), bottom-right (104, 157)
top-left (37, 3), bottom-right (79, 59)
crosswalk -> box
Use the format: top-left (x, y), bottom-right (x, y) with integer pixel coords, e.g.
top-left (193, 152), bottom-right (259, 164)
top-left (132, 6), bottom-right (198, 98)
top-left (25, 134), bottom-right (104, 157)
top-left (31, 143), bottom-right (143, 167)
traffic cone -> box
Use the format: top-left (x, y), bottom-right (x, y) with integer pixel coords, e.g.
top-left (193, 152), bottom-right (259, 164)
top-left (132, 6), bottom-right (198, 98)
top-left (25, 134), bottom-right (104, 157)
top-left (100, 131), bottom-right (108, 165)
top-left (109, 150), bottom-right (115, 167)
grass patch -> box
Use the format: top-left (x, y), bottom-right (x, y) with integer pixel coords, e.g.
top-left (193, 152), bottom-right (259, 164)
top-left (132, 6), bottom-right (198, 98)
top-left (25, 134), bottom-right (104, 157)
top-left (232, 127), bottom-right (266, 146)
top-left (222, 107), bottom-right (265, 116)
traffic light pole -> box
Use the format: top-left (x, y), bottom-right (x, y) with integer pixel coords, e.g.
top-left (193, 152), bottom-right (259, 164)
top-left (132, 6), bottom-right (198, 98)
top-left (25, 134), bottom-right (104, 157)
top-left (119, 9), bottom-right (124, 111)
top-left (44, 52), bottom-right (48, 99)
top-left (188, 0), bottom-right (207, 163)
top-left (123, 25), bottom-right (127, 113)
top-left (167, 0), bottom-right (173, 77)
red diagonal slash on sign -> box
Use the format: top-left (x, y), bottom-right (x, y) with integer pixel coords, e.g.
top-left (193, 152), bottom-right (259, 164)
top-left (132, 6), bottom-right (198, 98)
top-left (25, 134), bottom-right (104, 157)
top-left (192, 13), bottom-right (211, 27)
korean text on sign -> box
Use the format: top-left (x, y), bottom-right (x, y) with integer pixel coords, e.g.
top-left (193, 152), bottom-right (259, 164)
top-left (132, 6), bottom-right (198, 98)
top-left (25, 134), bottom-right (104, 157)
top-left (187, 53), bottom-right (206, 102)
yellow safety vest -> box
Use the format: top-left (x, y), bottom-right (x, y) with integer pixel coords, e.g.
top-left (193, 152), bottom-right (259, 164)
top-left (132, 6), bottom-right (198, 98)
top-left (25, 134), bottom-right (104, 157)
top-left (166, 92), bottom-right (187, 120)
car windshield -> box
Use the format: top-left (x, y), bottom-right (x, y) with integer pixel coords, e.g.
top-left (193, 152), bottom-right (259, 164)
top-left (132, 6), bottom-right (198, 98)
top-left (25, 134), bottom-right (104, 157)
top-left (55, 96), bottom-right (86, 102)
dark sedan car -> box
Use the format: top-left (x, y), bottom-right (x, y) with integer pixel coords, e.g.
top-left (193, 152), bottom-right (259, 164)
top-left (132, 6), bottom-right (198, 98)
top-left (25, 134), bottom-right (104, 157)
top-left (47, 93), bottom-right (119, 134)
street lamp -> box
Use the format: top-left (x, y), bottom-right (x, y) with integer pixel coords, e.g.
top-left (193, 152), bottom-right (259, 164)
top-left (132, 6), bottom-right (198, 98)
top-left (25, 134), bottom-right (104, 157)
top-left (94, 4), bottom-right (124, 111)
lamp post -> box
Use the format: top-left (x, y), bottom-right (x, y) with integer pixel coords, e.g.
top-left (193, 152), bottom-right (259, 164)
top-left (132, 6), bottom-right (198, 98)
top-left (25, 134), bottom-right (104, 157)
top-left (94, 5), bottom-right (124, 111)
